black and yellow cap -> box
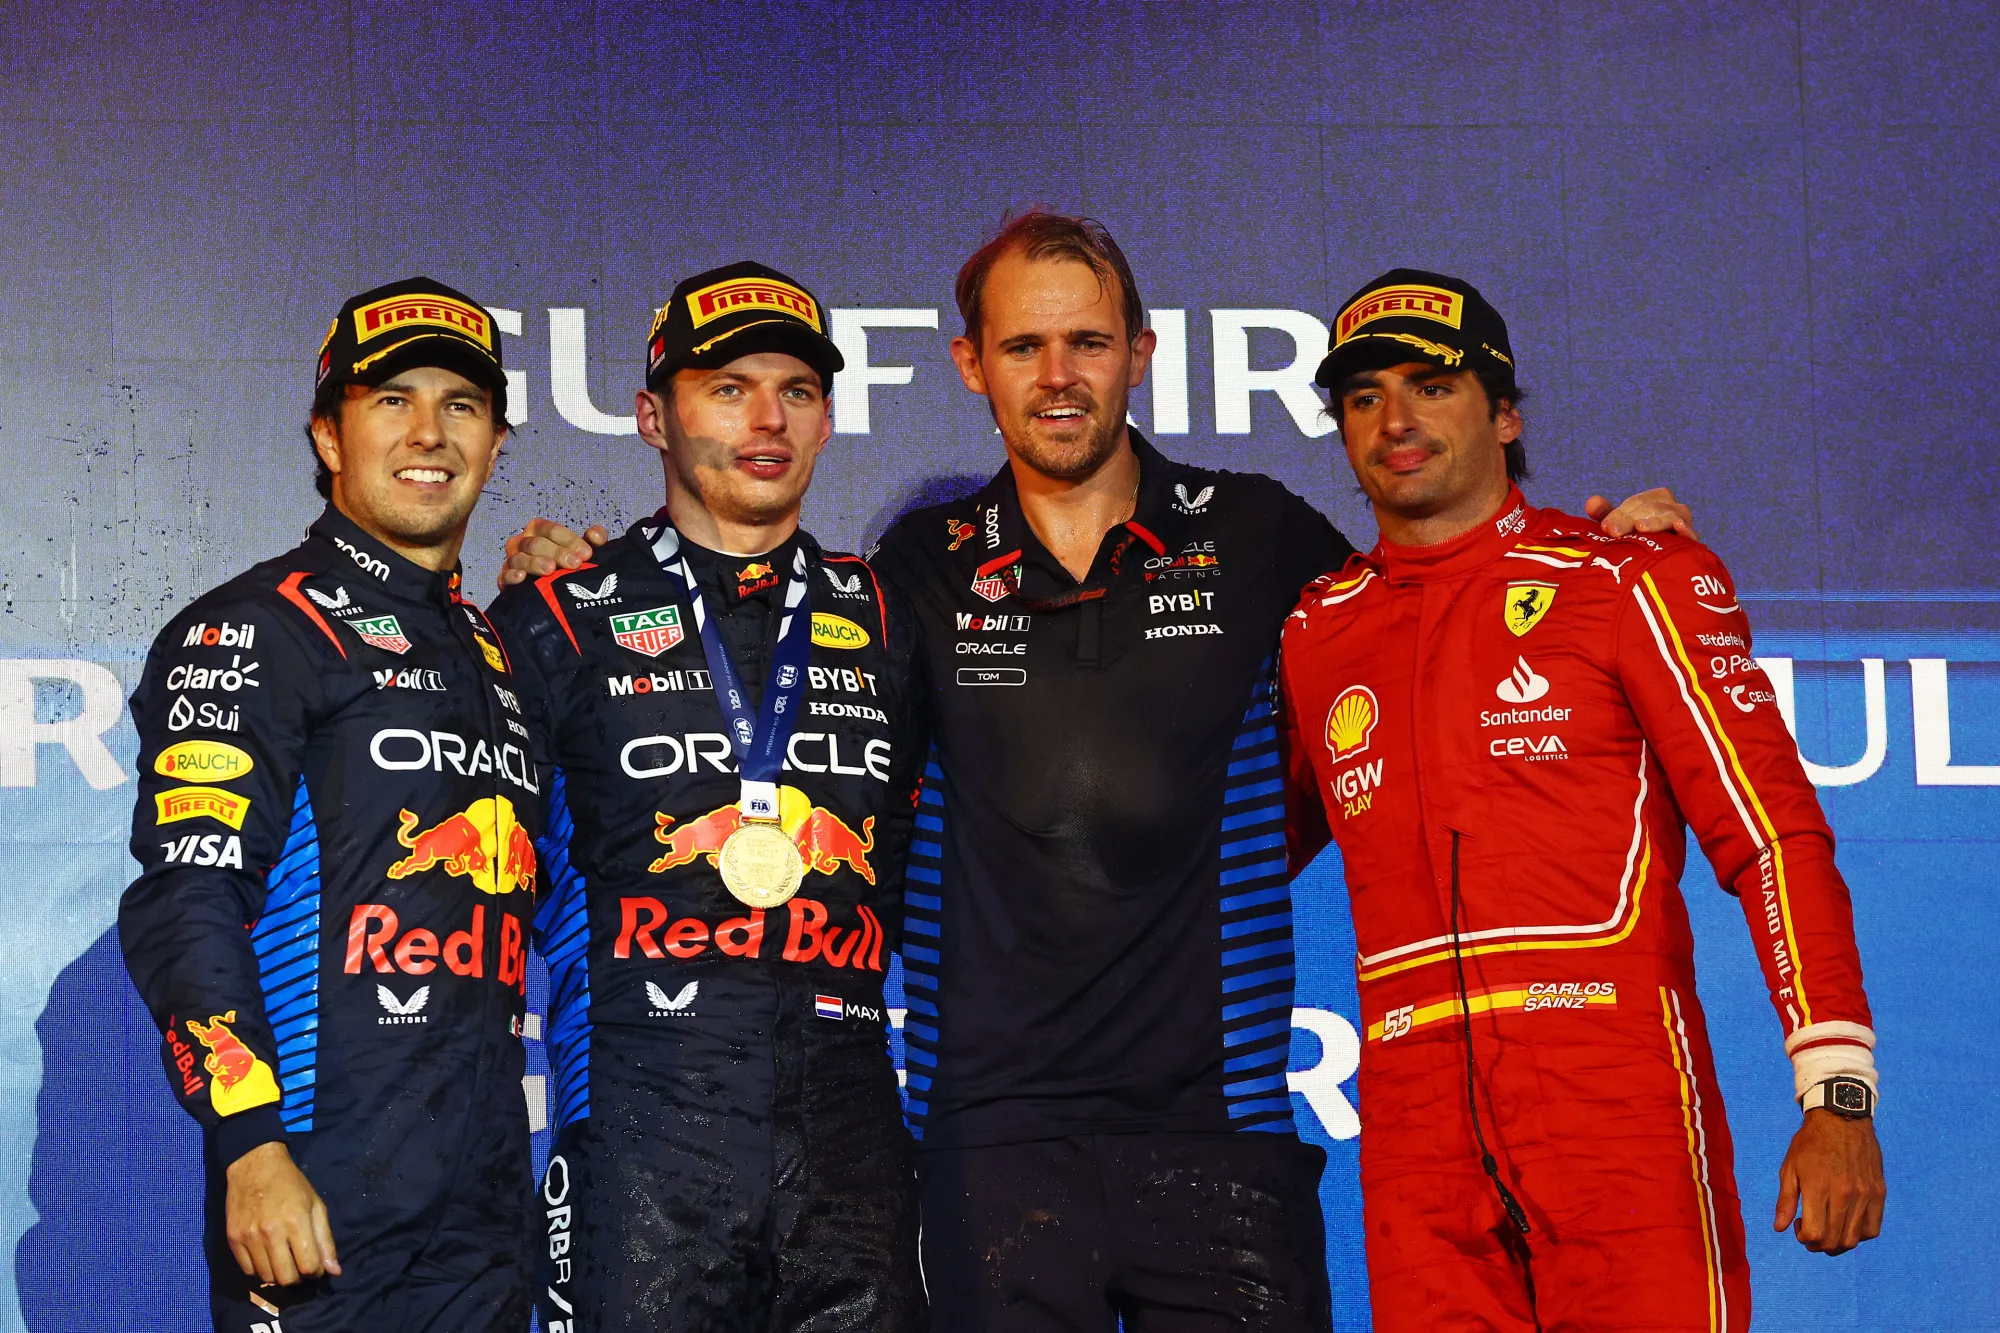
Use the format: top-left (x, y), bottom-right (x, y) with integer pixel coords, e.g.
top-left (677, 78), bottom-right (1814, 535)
top-left (315, 276), bottom-right (507, 418)
top-left (1314, 268), bottom-right (1516, 392)
top-left (645, 260), bottom-right (844, 390)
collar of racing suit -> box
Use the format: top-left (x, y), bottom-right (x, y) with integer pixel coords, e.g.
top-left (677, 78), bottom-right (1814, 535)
top-left (675, 527), bottom-right (809, 608)
top-left (1369, 485), bottom-right (1533, 584)
top-left (973, 427), bottom-right (1189, 601)
top-left (307, 504), bottom-right (469, 607)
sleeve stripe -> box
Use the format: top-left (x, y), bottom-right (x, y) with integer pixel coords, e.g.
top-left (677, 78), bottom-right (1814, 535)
top-left (276, 572), bottom-right (347, 658)
top-left (1631, 579), bottom-right (1763, 845)
top-left (1635, 571), bottom-right (1813, 1025)
top-left (535, 565), bottom-right (590, 655)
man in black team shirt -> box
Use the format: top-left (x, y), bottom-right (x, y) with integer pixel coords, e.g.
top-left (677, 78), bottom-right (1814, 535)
top-left (505, 216), bottom-right (1691, 1331)
top-left (488, 261), bottom-right (924, 1332)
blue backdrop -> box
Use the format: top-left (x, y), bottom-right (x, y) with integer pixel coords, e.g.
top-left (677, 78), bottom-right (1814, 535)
top-left (1, 2), bottom-right (1995, 1328)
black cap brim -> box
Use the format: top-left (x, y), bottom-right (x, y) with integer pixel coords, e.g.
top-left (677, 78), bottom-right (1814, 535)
top-left (1315, 327), bottom-right (1480, 391)
top-left (354, 333), bottom-right (509, 419)
top-left (668, 319), bottom-right (844, 387)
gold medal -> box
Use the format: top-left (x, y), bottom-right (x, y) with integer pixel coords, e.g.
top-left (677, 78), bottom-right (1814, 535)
top-left (718, 819), bottom-right (805, 908)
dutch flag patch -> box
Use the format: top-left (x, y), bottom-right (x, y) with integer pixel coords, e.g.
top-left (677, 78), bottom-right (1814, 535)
top-left (814, 994), bottom-right (844, 1020)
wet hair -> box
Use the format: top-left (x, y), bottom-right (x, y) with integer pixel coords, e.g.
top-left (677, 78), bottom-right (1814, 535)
top-left (955, 210), bottom-right (1145, 346)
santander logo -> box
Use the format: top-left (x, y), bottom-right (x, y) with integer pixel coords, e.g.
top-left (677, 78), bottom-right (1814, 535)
top-left (1495, 656), bottom-right (1549, 704)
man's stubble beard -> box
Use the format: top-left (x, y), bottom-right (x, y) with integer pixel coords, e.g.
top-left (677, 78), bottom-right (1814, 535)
top-left (998, 385), bottom-right (1131, 482)
top-left (353, 473), bottom-right (480, 550)
top-left (683, 455), bottom-right (813, 533)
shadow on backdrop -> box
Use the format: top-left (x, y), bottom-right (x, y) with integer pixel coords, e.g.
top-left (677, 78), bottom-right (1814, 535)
top-left (862, 472), bottom-right (993, 550)
top-left (18, 926), bottom-right (206, 1331)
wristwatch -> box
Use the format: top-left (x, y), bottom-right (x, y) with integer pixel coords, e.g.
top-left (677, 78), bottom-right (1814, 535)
top-left (1802, 1076), bottom-right (1875, 1120)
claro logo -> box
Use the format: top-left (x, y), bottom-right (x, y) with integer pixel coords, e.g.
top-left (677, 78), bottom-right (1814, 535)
top-left (369, 728), bottom-right (540, 794)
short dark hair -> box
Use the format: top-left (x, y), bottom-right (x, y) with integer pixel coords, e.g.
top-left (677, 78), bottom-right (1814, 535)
top-left (1473, 366), bottom-right (1532, 484)
top-left (1327, 367), bottom-right (1531, 483)
top-left (955, 211), bottom-right (1144, 346)
top-left (305, 382), bottom-right (341, 500)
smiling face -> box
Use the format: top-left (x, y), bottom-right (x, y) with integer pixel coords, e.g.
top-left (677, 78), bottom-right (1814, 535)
top-left (637, 350), bottom-right (831, 540)
top-left (311, 365), bottom-right (505, 567)
top-left (950, 248), bottom-right (1156, 483)
top-left (1337, 362), bottom-right (1520, 528)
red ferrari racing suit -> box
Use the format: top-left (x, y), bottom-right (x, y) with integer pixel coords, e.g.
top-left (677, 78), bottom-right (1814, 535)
top-left (1279, 490), bottom-right (1876, 1333)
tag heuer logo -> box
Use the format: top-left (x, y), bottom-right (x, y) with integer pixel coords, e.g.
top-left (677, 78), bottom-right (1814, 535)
top-left (348, 614), bottom-right (411, 654)
top-left (611, 605), bottom-right (686, 657)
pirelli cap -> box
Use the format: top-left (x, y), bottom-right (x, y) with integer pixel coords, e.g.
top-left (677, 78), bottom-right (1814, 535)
top-left (315, 276), bottom-right (507, 418)
top-left (1314, 268), bottom-right (1516, 392)
top-left (645, 260), bottom-right (844, 390)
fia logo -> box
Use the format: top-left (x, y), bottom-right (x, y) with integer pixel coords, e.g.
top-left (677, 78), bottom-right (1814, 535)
top-left (1173, 483), bottom-right (1214, 515)
top-left (306, 584), bottom-right (351, 610)
top-left (647, 980), bottom-right (698, 1015)
top-left (571, 573), bottom-right (619, 602)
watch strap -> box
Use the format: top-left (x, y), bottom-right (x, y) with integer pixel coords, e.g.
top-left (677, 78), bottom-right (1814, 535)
top-left (1803, 1076), bottom-right (1876, 1118)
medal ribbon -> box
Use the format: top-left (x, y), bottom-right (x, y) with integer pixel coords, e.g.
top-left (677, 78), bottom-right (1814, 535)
top-left (656, 528), bottom-right (813, 822)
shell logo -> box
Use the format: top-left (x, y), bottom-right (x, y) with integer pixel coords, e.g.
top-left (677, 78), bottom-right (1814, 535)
top-left (1324, 685), bottom-right (1379, 762)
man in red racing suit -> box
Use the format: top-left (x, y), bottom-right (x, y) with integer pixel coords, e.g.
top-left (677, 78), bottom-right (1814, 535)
top-left (1279, 268), bottom-right (1884, 1331)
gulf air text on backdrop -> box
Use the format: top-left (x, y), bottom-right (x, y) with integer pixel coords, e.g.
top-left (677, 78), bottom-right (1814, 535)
top-left (504, 306), bottom-right (1344, 437)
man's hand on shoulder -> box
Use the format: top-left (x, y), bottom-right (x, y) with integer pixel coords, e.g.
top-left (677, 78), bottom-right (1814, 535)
top-left (1775, 1108), bottom-right (1886, 1255)
top-left (1584, 487), bottom-right (1696, 540)
top-left (499, 519), bottom-right (608, 588)
top-left (225, 1140), bottom-right (341, 1285)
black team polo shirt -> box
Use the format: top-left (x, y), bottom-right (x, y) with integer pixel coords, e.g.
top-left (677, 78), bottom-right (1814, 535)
top-left (869, 430), bottom-right (1353, 1149)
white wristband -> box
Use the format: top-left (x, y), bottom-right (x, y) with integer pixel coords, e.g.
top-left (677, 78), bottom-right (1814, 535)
top-left (1786, 1020), bottom-right (1878, 1103)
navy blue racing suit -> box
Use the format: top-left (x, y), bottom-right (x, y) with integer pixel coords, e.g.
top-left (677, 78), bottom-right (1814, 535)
top-left (121, 507), bottom-right (542, 1331)
top-left (488, 517), bottom-right (923, 1332)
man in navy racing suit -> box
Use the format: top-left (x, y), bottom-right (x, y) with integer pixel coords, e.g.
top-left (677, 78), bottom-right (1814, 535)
top-left (489, 261), bottom-right (925, 1331)
top-left (121, 277), bottom-right (541, 1331)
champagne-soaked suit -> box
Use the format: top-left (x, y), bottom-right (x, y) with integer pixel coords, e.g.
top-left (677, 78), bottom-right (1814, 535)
top-left (490, 517), bottom-right (924, 1332)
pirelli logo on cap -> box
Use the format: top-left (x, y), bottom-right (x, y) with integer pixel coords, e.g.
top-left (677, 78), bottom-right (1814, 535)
top-left (1336, 283), bottom-right (1462, 346)
top-left (686, 277), bottom-right (822, 332)
top-left (353, 293), bottom-right (494, 350)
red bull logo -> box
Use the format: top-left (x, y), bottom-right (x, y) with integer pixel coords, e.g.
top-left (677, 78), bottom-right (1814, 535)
top-left (615, 897), bottom-right (887, 971)
top-left (736, 561), bottom-right (778, 596)
top-left (185, 1011), bottom-right (281, 1115)
top-left (386, 796), bottom-right (535, 895)
top-left (946, 518), bottom-right (976, 551)
top-left (647, 785), bottom-right (874, 883)
top-left (646, 805), bottom-right (744, 873)
top-left (793, 805), bottom-right (876, 884)
top-left (345, 902), bottom-right (527, 992)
